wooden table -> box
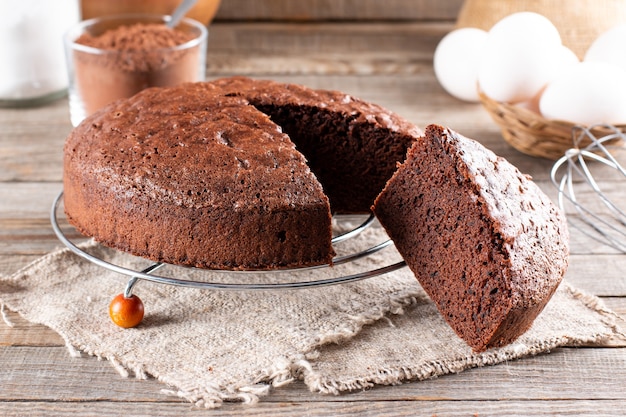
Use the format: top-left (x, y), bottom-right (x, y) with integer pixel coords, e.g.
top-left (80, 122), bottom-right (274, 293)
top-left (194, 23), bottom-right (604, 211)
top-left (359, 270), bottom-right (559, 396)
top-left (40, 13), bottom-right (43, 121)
top-left (1, 1), bottom-right (625, 415)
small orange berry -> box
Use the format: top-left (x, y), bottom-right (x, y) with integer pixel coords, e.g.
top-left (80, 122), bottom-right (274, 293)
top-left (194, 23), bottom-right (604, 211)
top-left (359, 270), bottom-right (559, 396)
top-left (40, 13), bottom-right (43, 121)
top-left (109, 293), bottom-right (144, 328)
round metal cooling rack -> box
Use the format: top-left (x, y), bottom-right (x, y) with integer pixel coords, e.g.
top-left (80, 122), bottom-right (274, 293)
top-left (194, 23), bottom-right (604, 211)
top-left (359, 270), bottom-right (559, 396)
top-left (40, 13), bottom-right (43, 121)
top-left (50, 191), bottom-right (407, 297)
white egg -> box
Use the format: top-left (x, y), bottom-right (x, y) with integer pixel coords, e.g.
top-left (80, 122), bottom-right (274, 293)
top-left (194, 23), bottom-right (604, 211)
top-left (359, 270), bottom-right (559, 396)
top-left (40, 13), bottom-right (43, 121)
top-left (557, 45), bottom-right (580, 69)
top-left (515, 46), bottom-right (579, 114)
top-left (433, 28), bottom-right (488, 102)
top-left (478, 12), bottom-right (564, 103)
top-left (487, 11), bottom-right (561, 46)
top-left (584, 24), bottom-right (626, 72)
top-left (539, 61), bottom-right (626, 125)
top-left (478, 43), bottom-right (562, 103)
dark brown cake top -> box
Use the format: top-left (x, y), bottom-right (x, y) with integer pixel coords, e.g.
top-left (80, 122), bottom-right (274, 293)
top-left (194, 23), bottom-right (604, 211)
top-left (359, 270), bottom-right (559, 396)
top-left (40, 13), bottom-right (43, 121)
top-left (65, 82), bottom-right (328, 211)
top-left (212, 76), bottom-right (423, 137)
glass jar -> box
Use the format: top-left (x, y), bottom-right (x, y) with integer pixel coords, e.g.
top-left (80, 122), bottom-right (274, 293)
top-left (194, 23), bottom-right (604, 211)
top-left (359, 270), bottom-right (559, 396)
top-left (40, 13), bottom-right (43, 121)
top-left (64, 13), bottom-right (208, 126)
top-left (0, 0), bottom-right (80, 107)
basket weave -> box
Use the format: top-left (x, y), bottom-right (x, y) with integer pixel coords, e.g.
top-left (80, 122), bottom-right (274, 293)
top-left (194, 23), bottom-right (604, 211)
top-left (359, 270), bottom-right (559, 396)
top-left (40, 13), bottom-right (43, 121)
top-left (479, 91), bottom-right (626, 160)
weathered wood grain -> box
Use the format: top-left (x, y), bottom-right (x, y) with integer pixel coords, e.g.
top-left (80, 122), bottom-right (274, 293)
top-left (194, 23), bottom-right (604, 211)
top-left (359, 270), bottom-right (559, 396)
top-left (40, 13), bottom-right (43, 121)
top-left (206, 21), bottom-right (448, 58)
top-left (214, 0), bottom-right (465, 21)
top-left (2, 399), bottom-right (625, 417)
top-left (1, 346), bottom-right (625, 403)
top-left (0, 311), bottom-right (64, 347)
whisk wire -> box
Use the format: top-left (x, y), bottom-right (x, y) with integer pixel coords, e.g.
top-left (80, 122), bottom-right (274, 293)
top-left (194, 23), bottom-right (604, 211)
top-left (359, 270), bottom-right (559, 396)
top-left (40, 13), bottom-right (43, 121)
top-left (560, 155), bottom-right (626, 251)
top-left (577, 150), bottom-right (626, 225)
top-left (551, 124), bottom-right (626, 253)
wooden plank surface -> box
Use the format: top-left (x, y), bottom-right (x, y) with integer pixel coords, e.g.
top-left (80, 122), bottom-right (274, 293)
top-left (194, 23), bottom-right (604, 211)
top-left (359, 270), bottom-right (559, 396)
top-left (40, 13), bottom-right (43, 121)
top-left (1, 345), bottom-right (625, 415)
top-left (214, 0), bottom-right (465, 21)
top-left (3, 343), bottom-right (626, 400)
top-left (2, 2), bottom-right (626, 415)
top-left (2, 400), bottom-right (625, 417)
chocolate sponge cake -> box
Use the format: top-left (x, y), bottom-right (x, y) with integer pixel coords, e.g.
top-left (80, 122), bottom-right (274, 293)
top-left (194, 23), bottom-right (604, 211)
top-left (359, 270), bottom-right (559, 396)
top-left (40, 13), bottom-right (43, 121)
top-left (63, 78), bottom-right (422, 270)
top-left (372, 124), bottom-right (569, 351)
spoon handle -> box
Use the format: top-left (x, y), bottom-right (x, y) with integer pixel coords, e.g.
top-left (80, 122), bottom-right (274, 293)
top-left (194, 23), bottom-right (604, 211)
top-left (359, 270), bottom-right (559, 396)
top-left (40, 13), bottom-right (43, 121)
top-left (167, 0), bottom-right (199, 28)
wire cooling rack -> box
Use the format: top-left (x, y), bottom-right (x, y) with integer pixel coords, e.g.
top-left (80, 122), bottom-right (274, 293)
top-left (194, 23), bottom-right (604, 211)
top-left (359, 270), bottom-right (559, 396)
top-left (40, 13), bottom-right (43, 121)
top-left (50, 191), bottom-right (407, 297)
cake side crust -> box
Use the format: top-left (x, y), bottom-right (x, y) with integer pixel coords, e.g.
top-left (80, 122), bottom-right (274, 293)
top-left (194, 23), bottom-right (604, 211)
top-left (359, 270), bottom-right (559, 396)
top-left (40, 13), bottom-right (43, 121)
top-left (63, 172), bottom-right (333, 270)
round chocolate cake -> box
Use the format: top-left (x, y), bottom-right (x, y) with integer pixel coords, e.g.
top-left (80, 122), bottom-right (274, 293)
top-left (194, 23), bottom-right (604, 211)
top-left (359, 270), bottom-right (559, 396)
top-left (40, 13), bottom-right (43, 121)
top-left (63, 77), bottom-right (421, 270)
top-left (372, 124), bottom-right (569, 352)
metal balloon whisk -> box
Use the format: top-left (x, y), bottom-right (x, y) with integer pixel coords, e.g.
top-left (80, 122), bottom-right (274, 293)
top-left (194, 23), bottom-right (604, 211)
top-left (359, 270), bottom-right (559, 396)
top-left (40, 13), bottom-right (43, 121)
top-left (551, 124), bottom-right (626, 252)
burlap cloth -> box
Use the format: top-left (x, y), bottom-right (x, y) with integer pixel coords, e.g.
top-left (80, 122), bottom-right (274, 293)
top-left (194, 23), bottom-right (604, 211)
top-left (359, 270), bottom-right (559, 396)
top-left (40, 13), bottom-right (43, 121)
top-left (0, 222), bottom-right (623, 408)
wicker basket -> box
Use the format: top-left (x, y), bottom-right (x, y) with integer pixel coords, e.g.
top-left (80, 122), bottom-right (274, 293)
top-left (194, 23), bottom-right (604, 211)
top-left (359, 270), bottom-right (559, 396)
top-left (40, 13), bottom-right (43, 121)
top-left (479, 91), bottom-right (626, 160)
top-left (457, 0), bottom-right (626, 159)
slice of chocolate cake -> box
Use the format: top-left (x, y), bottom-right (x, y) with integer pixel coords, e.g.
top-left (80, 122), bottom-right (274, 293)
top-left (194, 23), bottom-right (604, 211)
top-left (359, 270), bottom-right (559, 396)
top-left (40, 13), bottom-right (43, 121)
top-left (372, 124), bottom-right (569, 351)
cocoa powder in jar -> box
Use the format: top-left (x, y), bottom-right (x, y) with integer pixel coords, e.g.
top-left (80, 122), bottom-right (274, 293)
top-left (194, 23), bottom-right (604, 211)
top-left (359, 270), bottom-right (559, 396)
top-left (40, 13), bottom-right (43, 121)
top-left (73, 22), bottom-right (202, 116)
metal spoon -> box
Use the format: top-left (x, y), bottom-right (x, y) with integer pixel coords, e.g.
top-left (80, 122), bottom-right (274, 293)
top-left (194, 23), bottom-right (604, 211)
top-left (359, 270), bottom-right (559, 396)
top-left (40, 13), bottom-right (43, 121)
top-left (166, 0), bottom-right (199, 28)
